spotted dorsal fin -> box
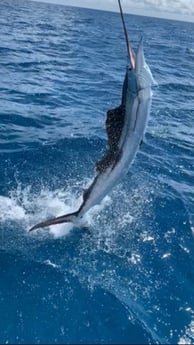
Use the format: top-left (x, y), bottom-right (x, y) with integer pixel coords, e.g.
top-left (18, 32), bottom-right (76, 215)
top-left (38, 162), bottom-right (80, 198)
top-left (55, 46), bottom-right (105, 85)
top-left (96, 104), bottom-right (125, 173)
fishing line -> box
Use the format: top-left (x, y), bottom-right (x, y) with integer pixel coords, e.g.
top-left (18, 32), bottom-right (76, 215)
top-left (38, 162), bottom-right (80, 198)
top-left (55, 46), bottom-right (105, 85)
top-left (118, 0), bottom-right (133, 65)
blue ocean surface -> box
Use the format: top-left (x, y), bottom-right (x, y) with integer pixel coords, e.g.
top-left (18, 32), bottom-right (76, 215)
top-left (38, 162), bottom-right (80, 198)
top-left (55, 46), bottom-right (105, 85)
top-left (0, 0), bottom-right (194, 343)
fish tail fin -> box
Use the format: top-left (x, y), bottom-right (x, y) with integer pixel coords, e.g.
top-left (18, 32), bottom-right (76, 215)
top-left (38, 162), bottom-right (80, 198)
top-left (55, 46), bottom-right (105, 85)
top-left (29, 210), bottom-right (79, 232)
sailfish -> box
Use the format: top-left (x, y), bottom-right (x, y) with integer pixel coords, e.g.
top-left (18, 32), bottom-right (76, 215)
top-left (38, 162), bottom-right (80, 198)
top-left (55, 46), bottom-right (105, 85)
top-left (29, 0), bottom-right (155, 232)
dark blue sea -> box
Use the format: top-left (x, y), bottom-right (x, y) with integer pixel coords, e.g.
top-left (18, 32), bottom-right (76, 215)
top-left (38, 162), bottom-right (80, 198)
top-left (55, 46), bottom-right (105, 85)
top-left (0, 0), bottom-right (194, 343)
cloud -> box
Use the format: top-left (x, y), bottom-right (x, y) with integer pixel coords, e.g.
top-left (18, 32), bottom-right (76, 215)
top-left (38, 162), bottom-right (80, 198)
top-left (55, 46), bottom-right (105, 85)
top-left (31, 0), bottom-right (194, 21)
top-left (107, 0), bottom-right (194, 17)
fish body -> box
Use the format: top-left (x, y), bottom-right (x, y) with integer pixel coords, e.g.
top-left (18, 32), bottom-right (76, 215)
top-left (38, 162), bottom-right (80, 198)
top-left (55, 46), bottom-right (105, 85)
top-left (29, 38), bottom-right (154, 232)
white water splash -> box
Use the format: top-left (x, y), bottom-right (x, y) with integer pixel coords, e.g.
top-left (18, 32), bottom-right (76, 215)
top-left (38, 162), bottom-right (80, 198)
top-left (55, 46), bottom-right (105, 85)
top-left (0, 195), bottom-right (26, 221)
top-left (0, 181), bottom-right (114, 239)
top-left (178, 319), bottom-right (194, 344)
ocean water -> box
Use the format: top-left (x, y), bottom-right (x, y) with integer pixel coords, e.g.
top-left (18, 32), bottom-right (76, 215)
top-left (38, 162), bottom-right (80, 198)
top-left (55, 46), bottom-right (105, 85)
top-left (0, 0), bottom-right (194, 343)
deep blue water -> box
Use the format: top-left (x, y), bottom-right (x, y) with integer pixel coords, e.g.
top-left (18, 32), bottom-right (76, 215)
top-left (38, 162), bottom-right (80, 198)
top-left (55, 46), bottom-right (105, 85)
top-left (0, 0), bottom-right (194, 343)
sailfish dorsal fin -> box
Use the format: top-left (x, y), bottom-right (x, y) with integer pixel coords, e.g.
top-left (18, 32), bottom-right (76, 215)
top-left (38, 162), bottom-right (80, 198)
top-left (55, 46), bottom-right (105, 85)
top-left (96, 104), bottom-right (125, 173)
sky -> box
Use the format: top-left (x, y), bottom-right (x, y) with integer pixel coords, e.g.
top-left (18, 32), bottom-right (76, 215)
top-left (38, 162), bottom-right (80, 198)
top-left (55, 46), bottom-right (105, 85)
top-left (31, 0), bottom-right (194, 22)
